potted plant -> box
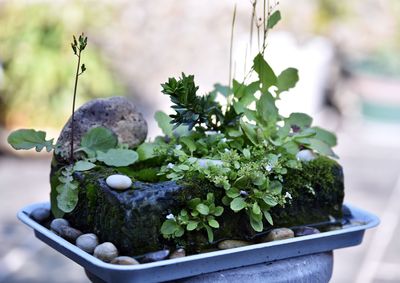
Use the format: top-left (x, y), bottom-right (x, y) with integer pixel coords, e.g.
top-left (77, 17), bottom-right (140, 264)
top-left (9, 3), bottom-right (378, 283)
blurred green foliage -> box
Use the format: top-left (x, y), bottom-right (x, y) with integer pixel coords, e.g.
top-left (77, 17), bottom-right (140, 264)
top-left (0, 2), bottom-right (125, 129)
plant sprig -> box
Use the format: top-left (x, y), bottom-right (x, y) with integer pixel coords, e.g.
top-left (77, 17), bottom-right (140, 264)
top-left (70, 33), bottom-right (88, 163)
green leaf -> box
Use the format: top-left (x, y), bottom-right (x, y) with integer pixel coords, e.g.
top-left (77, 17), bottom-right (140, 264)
top-left (208, 219), bottom-right (220, 228)
top-left (206, 193), bottom-right (215, 203)
top-left (96, 149), bottom-right (138, 167)
top-left (282, 141), bottom-right (299, 155)
top-left (7, 129), bottom-right (54, 152)
top-left (155, 111), bottom-right (174, 137)
top-left (174, 227), bottom-right (185, 237)
top-left (188, 198), bottom-right (201, 209)
top-left (214, 206), bottom-right (224, 217)
top-left (136, 142), bottom-right (157, 161)
top-left (161, 220), bottom-right (179, 235)
top-left (240, 120), bottom-right (258, 145)
top-left (73, 161), bottom-right (96, 171)
top-left (262, 195), bottom-right (278, 206)
top-left (276, 67), bottom-right (299, 94)
top-left (285, 112), bottom-right (313, 129)
top-left (249, 211), bottom-right (263, 232)
top-left (312, 127), bottom-right (337, 147)
top-left (205, 225), bottom-right (214, 243)
top-left (232, 79), bottom-right (246, 99)
top-left (263, 210), bottom-right (274, 225)
top-left (267, 10), bottom-right (281, 29)
top-left (186, 221), bottom-right (199, 231)
top-left (256, 92), bottom-right (279, 125)
top-left (80, 127), bottom-right (117, 153)
top-left (213, 83), bottom-right (232, 97)
top-left (196, 203), bottom-right (210, 215)
top-left (252, 202), bottom-right (261, 215)
top-left (253, 54), bottom-right (277, 90)
top-left (270, 181), bottom-right (283, 194)
top-left (243, 148), bottom-right (251, 159)
top-left (304, 138), bottom-right (337, 157)
top-left (230, 197), bottom-right (247, 212)
top-left (180, 136), bottom-right (197, 153)
top-left (56, 183), bottom-right (79, 213)
top-left (226, 187), bottom-right (240, 198)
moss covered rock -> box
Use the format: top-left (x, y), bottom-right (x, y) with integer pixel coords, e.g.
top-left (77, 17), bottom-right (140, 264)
top-left (50, 156), bottom-right (344, 256)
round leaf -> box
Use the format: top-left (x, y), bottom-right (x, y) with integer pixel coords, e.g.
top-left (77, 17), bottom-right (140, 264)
top-left (80, 127), bottom-right (117, 152)
top-left (73, 160), bottom-right (96, 171)
top-left (96, 149), bottom-right (138, 167)
top-left (196, 203), bottom-right (210, 215)
top-left (160, 220), bottom-right (178, 235)
top-left (186, 221), bottom-right (199, 231)
top-left (230, 197), bottom-right (247, 212)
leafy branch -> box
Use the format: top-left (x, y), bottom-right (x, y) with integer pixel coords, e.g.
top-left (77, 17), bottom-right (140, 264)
top-left (161, 73), bottom-right (224, 131)
top-left (70, 33), bottom-right (88, 163)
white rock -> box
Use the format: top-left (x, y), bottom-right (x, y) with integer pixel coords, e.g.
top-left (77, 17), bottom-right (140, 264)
top-left (106, 174), bottom-right (132, 190)
top-left (296, 149), bottom-right (316, 162)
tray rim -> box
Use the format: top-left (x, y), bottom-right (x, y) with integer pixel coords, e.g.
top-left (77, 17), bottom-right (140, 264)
top-left (17, 202), bottom-right (380, 272)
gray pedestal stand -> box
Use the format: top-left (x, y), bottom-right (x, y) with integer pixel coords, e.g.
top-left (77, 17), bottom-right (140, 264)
top-left (86, 252), bottom-right (333, 283)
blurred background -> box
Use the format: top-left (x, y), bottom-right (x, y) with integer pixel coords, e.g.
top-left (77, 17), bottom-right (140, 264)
top-left (0, 0), bottom-right (399, 282)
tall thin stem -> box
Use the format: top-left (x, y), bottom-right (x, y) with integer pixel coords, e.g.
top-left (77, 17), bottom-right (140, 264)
top-left (228, 4), bottom-right (237, 110)
top-left (70, 50), bottom-right (81, 163)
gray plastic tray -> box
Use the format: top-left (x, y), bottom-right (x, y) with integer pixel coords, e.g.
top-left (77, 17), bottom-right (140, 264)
top-left (18, 203), bottom-right (379, 283)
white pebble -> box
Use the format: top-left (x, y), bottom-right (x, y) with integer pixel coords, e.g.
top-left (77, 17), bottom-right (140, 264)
top-left (296, 150), bottom-right (316, 162)
top-left (106, 174), bottom-right (132, 190)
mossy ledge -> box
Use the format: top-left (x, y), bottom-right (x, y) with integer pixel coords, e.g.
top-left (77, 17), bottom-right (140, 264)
top-left (50, 156), bottom-right (344, 256)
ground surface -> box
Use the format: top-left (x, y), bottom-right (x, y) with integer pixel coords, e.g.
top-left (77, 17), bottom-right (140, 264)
top-left (0, 118), bottom-right (399, 283)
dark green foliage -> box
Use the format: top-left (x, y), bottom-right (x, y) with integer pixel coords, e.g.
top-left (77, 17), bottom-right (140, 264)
top-left (161, 73), bottom-right (233, 131)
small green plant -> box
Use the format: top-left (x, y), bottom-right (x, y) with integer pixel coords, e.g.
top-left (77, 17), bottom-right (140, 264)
top-left (161, 193), bottom-right (224, 243)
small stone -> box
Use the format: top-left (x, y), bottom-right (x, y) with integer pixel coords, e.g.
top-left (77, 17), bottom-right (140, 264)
top-left (30, 208), bottom-right (50, 223)
top-left (263, 228), bottom-right (294, 242)
top-left (293, 226), bottom-right (320, 237)
top-left (111, 256), bottom-right (140, 265)
top-left (50, 218), bottom-right (70, 235)
top-left (169, 248), bottom-right (186, 259)
top-left (217, 240), bottom-right (251, 250)
top-left (94, 242), bottom-right (119, 263)
top-left (59, 226), bottom-right (83, 242)
top-left (55, 96), bottom-right (147, 161)
top-left (76, 233), bottom-right (99, 254)
top-left (106, 174), bottom-right (132, 190)
top-left (296, 150), bottom-right (316, 162)
top-left (141, 249), bottom-right (170, 263)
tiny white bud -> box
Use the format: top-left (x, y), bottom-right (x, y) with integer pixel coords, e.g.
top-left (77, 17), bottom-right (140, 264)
top-left (265, 164), bottom-right (273, 172)
top-left (166, 213), bottom-right (175, 220)
top-left (284, 192), bottom-right (292, 200)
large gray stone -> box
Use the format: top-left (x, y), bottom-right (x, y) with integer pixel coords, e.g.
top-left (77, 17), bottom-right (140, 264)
top-left (55, 96), bottom-right (147, 160)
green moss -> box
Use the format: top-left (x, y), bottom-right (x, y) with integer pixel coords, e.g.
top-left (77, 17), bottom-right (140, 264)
top-left (270, 156), bottom-right (344, 227)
